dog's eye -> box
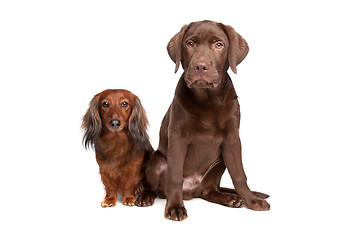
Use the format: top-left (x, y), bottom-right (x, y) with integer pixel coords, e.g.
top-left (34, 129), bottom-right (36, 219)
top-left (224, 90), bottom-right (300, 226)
top-left (186, 40), bottom-right (195, 48)
top-left (102, 101), bottom-right (110, 108)
top-left (215, 41), bottom-right (224, 49)
top-left (121, 101), bottom-right (129, 108)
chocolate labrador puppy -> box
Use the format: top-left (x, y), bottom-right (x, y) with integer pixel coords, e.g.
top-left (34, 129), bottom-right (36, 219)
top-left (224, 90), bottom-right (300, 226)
top-left (136, 20), bottom-right (270, 221)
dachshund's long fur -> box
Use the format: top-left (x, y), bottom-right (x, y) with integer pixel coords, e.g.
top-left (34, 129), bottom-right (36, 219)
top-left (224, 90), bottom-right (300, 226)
top-left (82, 89), bottom-right (153, 207)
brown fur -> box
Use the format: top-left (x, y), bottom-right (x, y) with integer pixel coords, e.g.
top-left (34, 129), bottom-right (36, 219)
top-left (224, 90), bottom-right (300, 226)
top-left (82, 89), bottom-right (153, 207)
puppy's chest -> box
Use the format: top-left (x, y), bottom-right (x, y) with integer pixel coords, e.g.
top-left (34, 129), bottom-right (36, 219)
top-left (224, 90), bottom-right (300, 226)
top-left (183, 116), bottom-right (226, 170)
top-left (187, 109), bottom-right (230, 134)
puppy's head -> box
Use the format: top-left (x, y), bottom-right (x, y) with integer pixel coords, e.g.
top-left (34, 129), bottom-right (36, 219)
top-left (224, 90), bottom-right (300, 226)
top-left (167, 20), bottom-right (249, 88)
top-left (82, 89), bottom-right (149, 149)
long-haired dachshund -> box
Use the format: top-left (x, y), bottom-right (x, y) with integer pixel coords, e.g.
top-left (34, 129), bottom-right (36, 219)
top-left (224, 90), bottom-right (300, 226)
top-left (82, 89), bottom-right (153, 207)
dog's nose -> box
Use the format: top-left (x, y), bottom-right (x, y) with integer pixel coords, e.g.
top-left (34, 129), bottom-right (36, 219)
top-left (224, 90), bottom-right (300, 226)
top-left (194, 61), bottom-right (209, 73)
top-left (110, 119), bottom-right (121, 129)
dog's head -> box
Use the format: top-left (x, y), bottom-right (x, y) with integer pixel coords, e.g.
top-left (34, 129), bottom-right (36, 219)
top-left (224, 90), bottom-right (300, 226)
top-left (167, 20), bottom-right (249, 88)
top-left (81, 89), bottom-right (149, 149)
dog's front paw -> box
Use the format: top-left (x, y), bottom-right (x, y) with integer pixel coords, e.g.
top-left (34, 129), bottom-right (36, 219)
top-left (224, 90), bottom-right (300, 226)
top-left (244, 198), bottom-right (270, 211)
top-left (164, 205), bottom-right (188, 221)
top-left (101, 197), bottom-right (116, 208)
top-left (122, 197), bottom-right (136, 206)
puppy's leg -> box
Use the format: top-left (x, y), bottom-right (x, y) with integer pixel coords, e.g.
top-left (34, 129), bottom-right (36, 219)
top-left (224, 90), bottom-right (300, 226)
top-left (219, 187), bottom-right (270, 199)
top-left (136, 150), bottom-right (165, 207)
top-left (164, 135), bottom-right (188, 221)
top-left (222, 138), bottom-right (270, 211)
top-left (201, 188), bottom-right (243, 208)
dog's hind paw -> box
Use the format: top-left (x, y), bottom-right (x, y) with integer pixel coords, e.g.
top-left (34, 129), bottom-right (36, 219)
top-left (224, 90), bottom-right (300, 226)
top-left (135, 191), bottom-right (156, 207)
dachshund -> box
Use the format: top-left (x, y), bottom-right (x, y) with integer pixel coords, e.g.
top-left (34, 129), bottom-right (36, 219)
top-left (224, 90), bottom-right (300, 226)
top-left (82, 89), bottom-right (153, 207)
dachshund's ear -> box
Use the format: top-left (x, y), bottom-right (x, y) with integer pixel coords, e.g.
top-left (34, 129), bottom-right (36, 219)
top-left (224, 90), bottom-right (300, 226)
top-left (167, 24), bottom-right (189, 73)
top-left (221, 24), bottom-right (249, 74)
top-left (128, 96), bottom-right (150, 150)
top-left (81, 94), bottom-right (101, 149)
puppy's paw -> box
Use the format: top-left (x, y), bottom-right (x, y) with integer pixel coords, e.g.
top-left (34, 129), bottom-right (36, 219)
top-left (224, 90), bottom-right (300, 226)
top-left (226, 195), bottom-right (243, 208)
top-left (164, 205), bottom-right (188, 221)
top-left (122, 197), bottom-right (136, 206)
top-left (101, 198), bottom-right (116, 208)
top-left (244, 198), bottom-right (270, 211)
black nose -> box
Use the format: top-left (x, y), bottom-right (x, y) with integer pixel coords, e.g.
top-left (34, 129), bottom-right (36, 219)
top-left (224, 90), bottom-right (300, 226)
top-left (110, 119), bottom-right (121, 129)
top-left (194, 61), bottom-right (209, 73)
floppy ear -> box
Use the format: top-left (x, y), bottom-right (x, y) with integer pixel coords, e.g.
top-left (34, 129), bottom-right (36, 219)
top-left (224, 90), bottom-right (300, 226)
top-left (81, 94), bottom-right (101, 149)
top-left (128, 96), bottom-right (150, 150)
top-left (167, 24), bottom-right (189, 73)
top-left (221, 24), bottom-right (249, 74)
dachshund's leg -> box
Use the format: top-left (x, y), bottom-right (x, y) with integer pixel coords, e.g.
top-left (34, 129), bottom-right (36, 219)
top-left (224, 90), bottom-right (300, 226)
top-left (100, 171), bottom-right (118, 207)
top-left (122, 195), bottom-right (136, 206)
top-left (122, 184), bottom-right (137, 206)
top-left (120, 161), bottom-right (142, 207)
top-left (121, 179), bottom-right (138, 206)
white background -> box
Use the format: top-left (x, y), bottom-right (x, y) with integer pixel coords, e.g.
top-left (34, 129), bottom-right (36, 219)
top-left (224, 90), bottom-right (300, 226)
top-left (1, 0), bottom-right (359, 239)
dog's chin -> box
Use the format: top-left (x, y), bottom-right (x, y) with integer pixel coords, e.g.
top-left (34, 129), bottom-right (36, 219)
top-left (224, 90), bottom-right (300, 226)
top-left (186, 79), bottom-right (219, 88)
top-left (107, 126), bottom-right (125, 133)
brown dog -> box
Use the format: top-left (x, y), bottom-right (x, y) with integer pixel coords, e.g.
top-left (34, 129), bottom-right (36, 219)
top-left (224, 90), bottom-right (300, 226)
top-left (136, 20), bottom-right (270, 220)
top-left (82, 89), bottom-right (153, 207)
